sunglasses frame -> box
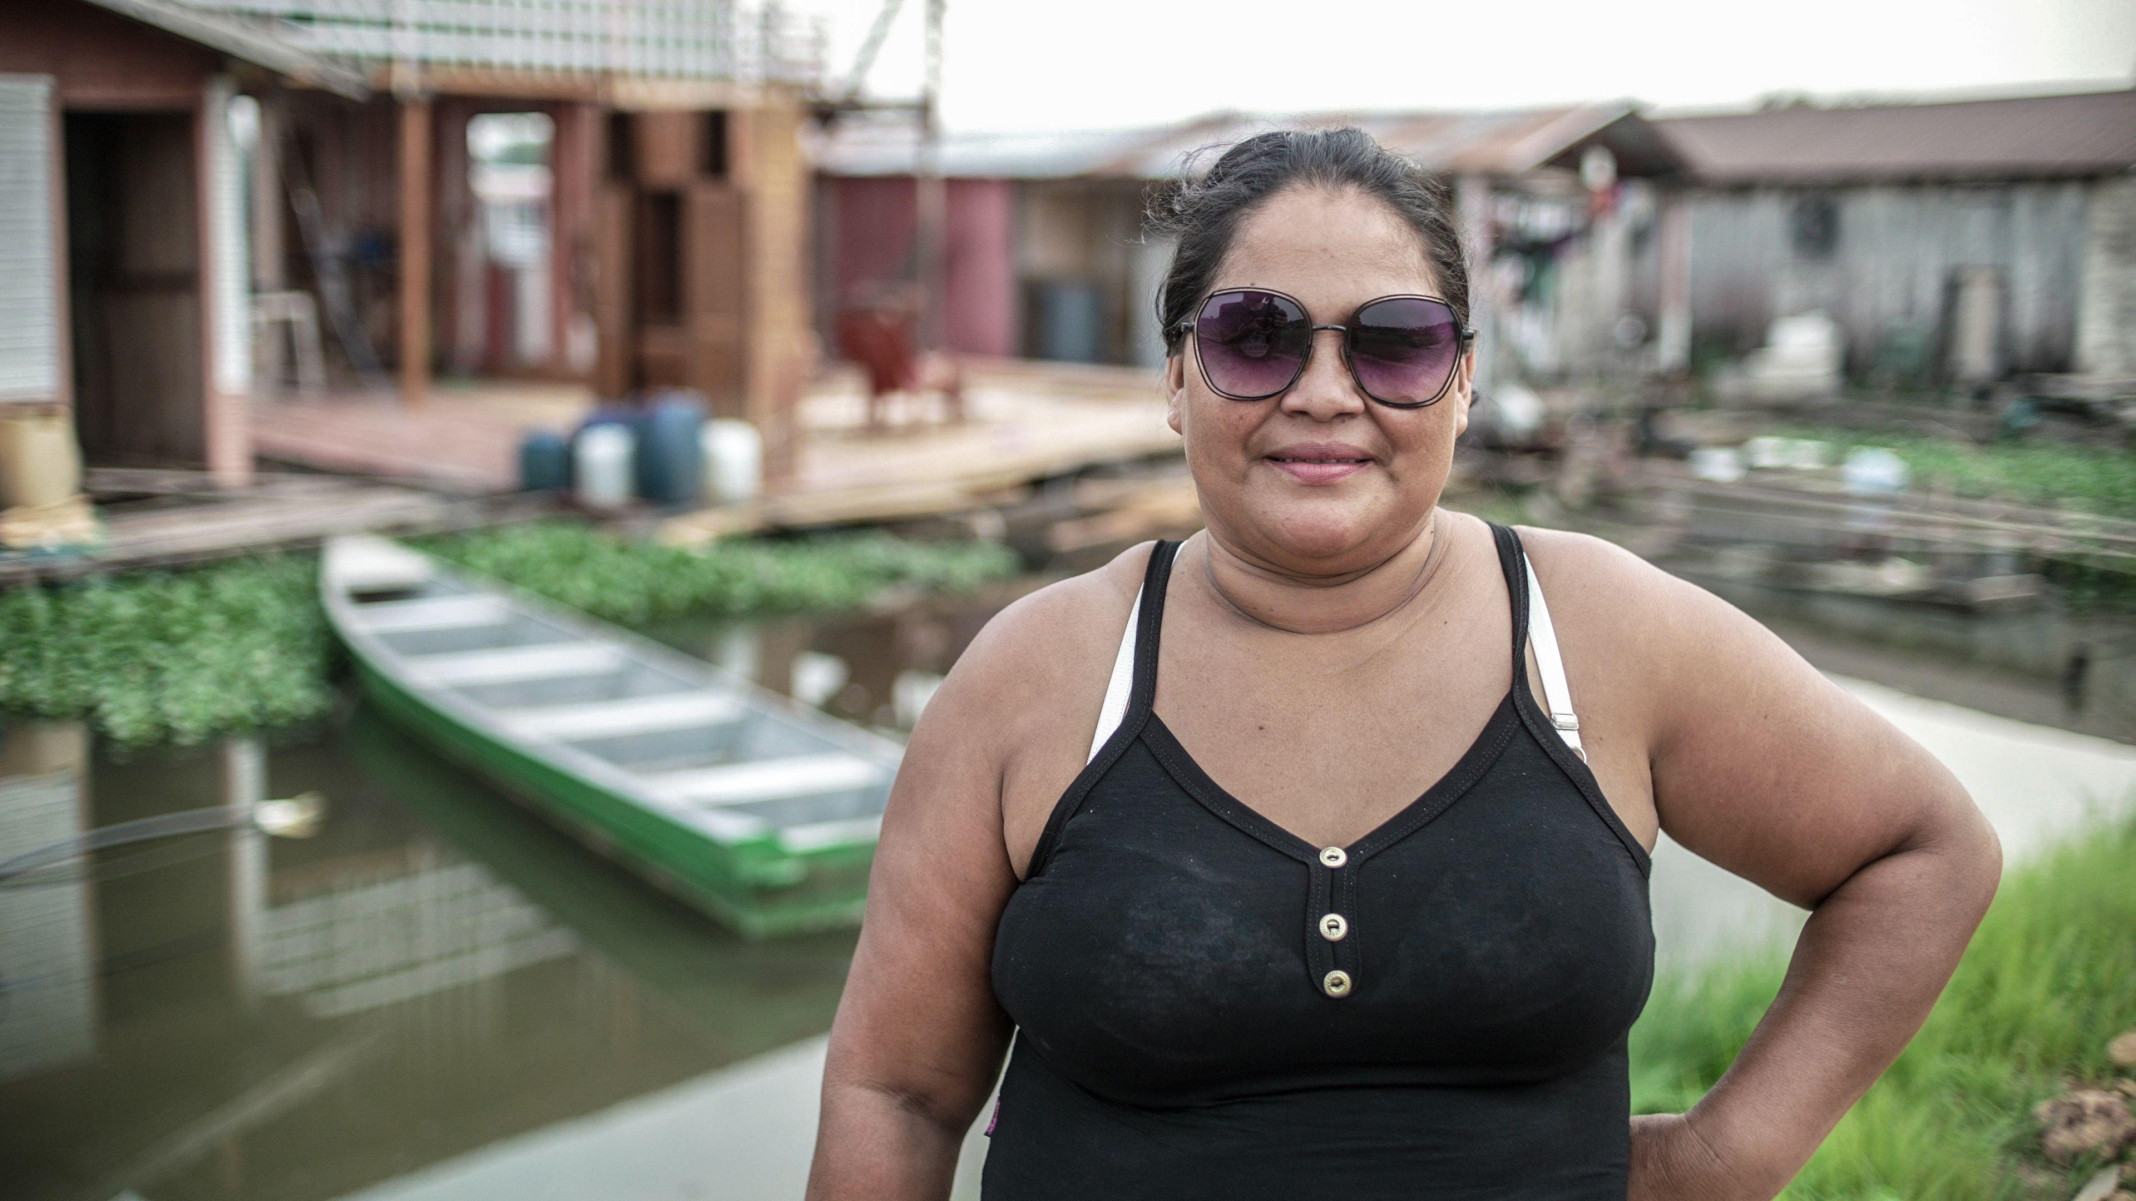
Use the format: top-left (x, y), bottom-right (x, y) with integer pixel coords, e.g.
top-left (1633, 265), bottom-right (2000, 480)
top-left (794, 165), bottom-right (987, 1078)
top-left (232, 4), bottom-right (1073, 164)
top-left (1170, 287), bottom-right (1476, 409)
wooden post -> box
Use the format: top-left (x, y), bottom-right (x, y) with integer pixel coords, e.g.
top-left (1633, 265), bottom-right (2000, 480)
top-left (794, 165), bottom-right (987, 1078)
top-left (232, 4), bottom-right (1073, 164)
top-left (1656, 188), bottom-right (1692, 376)
top-left (914, 0), bottom-right (947, 350)
top-left (398, 98), bottom-right (433, 408)
top-left (1454, 174), bottom-right (1495, 393)
top-left (252, 91), bottom-right (286, 399)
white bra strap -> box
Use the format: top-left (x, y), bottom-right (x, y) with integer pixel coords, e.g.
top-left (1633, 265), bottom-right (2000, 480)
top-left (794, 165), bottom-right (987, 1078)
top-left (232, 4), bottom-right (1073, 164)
top-left (1087, 586), bottom-right (1144, 763)
top-left (1522, 549), bottom-right (1586, 763)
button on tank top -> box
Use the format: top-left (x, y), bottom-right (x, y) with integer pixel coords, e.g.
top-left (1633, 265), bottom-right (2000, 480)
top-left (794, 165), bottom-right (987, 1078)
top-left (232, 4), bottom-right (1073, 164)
top-left (986, 522), bottom-right (1655, 1199)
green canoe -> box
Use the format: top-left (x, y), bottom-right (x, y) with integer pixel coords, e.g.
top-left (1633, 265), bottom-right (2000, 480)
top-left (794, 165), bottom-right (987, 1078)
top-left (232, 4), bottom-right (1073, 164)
top-left (320, 535), bottom-right (899, 938)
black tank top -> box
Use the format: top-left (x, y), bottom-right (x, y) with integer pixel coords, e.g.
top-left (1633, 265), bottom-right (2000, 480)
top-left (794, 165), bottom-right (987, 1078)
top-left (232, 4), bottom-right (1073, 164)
top-left (985, 522), bottom-right (1655, 1199)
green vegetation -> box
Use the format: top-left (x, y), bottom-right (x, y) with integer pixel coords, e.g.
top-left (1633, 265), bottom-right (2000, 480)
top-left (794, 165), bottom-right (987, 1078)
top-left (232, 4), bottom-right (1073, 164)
top-left (0, 523), bottom-right (1020, 747)
top-left (417, 522), bottom-right (1020, 625)
top-left (1631, 812), bottom-right (2136, 1198)
top-left (0, 556), bottom-right (335, 747)
top-left (1778, 425), bottom-right (2136, 520)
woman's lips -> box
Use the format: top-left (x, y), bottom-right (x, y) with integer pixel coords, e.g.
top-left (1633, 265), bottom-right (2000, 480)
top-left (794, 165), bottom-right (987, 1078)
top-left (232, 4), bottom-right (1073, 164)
top-left (1265, 456), bottom-right (1370, 484)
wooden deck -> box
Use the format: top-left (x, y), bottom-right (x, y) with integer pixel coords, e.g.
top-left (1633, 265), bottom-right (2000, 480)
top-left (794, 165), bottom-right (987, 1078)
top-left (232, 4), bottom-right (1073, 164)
top-left (247, 359), bottom-right (1185, 536)
top-left (665, 360), bottom-right (1181, 541)
top-left (2, 360), bottom-right (1181, 584)
top-left (0, 471), bottom-right (539, 587)
top-left (251, 379), bottom-right (593, 493)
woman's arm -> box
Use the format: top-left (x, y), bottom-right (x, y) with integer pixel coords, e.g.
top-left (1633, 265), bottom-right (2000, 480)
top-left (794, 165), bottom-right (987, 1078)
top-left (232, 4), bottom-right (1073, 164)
top-left (807, 561), bottom-right (1135, 1199)
top-left (1629, 556), bottom-right (2003, 1197)
top-left (805, 611), bottom-right (1024, 1199)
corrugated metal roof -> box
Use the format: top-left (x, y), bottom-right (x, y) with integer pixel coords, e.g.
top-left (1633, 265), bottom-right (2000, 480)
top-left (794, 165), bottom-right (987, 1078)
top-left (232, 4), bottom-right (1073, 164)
top-left (1655, 88), bottom-right (2136, 183)
top-left (812, 103), bottom-right (1679, 181)
top-left (83, 0), bottom-right (370, 97)
top-left (805, 121), bottom-right (1160, 179)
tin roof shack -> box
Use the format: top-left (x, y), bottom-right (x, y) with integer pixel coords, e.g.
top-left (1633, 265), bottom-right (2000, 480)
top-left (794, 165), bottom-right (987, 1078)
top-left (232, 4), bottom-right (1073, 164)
top-left (0, 0), bottom-right (363, 500)
top-left (173, 0), bottom-right (826, 480)
top-left (809, 123), bottom-right (1154, 366)
top-left (810, 106), bottom-right (1687, 381)
top-left (1654, 88), bottom-right (2136, 391)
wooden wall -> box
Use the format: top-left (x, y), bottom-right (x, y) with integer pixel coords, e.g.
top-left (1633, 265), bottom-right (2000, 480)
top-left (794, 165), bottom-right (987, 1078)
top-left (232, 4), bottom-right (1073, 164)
top-left (0, 0), bottom-right (251, 482)
top-left (1679, 180), bottom-right (2093, 373)
top-left (0, 1), bottom-right (219, 108)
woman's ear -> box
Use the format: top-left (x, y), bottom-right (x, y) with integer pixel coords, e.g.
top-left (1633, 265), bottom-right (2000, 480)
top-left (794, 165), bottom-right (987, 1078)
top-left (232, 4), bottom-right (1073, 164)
top-left (1164, 352), bottom-right (1186, 436)
top-left (1451, 344), bottom-right (1477, 438)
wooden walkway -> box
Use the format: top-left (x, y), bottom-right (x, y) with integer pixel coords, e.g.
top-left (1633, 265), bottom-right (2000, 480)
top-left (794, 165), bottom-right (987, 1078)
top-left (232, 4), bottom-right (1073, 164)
top-left (246, 360), bottom-right (1186, 538)
top-left (251, 380), bottom-right (592, 494)
top-left (666, 362), bottom-right (1181, 541)
top-left (0, 472), bottom-right (534, 587)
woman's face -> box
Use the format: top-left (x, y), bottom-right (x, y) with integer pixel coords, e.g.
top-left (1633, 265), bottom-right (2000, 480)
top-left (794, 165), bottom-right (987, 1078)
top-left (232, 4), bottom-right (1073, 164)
top-left (1166, 184), bottom-right (1473, 572)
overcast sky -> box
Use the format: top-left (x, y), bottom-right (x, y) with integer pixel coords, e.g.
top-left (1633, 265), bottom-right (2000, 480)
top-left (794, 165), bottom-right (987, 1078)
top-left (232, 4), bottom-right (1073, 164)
top-left (798, 0), bottom-right (2136, 132)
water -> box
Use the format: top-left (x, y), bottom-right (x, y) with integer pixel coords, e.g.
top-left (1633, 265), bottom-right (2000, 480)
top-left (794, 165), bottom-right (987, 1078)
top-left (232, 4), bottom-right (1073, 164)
top-left (0, 710), bottom-right (863, 1201)
top-left (2, 580), bottom-right (2131, 1201)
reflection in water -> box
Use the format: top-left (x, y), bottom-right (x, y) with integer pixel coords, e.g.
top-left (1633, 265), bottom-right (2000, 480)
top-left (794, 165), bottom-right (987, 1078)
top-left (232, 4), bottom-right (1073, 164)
top-left (0, 700), bottom-right (857, 1201)
top-left (640, 582), bottom-right (1020, 740)
top-left (0, 722), bottom-right (98, 1082)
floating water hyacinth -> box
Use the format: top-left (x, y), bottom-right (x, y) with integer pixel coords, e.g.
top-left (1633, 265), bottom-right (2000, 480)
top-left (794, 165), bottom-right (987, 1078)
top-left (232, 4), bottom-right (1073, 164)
top-left (0, 523), bottom-right (1020, 747)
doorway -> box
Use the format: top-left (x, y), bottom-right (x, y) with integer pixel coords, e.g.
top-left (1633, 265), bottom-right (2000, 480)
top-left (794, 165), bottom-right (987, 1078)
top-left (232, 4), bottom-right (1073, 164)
top-left (64, 110), bottom-right (204, 466)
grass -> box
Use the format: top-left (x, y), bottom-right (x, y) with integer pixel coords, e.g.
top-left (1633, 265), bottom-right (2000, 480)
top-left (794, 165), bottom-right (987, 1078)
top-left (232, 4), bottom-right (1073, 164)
top-left (0, 523), bottom-right (1020, 748)
top-left (1630, 813), bottom-right (2136, 1198)
top-left (1775, 425), bottom-right (2136, 521)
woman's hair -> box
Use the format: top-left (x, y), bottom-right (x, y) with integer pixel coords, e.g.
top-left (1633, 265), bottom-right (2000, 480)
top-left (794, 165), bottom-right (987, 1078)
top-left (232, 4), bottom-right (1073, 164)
top-left (1148, 128), bottom-right (1470, 356)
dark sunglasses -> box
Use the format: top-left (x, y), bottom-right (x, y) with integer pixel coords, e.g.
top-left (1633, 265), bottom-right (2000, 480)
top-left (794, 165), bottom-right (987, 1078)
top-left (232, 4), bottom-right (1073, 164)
top-left (1170, 288), bottom-right (1475, 409)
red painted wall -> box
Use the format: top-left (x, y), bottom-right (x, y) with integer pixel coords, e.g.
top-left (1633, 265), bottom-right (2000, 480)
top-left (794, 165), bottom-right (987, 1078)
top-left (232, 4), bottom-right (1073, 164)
top-left (828, 176), bottom-right (1018, 358)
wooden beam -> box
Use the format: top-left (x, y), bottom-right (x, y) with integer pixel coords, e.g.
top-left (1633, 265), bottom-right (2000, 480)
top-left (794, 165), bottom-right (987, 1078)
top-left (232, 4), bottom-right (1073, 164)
top-left (397, 99), bottom-right (433, 408)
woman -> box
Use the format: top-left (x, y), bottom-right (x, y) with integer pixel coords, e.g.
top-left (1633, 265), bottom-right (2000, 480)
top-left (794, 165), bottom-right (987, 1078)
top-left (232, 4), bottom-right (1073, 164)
top-left (806, 129), bottom-right (2001, 1199)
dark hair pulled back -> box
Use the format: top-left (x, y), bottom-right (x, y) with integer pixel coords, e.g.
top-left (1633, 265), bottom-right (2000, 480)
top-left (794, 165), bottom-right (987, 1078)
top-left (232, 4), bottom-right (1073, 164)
top-left (1149, 127), bottom-right (1470, 356)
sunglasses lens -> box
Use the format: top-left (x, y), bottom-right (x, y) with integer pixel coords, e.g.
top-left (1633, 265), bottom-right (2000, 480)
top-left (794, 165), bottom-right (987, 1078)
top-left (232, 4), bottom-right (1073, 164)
top-left (1349, 297), bottom-right (1463, 405)
top-left (1195, 291), bottom-right (1309, 399)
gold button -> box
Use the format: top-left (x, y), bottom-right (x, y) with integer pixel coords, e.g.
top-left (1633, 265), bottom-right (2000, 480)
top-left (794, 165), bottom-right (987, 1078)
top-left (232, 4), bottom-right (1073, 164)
top-left (1319, 913), bottom-right (1348, 941)
top-left (1322, 969), bottom-right (1353, 997)
top-left (1318, 846), bottom-right (1347, 868)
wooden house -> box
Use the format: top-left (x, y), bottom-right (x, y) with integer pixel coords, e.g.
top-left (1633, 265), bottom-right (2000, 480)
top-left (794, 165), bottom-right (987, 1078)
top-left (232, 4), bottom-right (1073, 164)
top-left (1653, 88), bottom-right (2136, 384)
top-left (809, 105), bottom-right (1691, 383)
top-left (0, 0), bottom-right (364, 491)
top-left (0, 0), bottom-right (825, 507)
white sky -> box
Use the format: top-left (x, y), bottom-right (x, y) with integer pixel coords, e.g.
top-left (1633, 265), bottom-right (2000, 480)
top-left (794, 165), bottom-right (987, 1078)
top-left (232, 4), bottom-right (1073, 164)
top-left (797, 0), bottom-right (2136, 132)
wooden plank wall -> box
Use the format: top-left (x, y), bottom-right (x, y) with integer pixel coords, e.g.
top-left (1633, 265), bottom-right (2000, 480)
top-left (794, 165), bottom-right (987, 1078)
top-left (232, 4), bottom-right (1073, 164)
top-left (1679, 180), bottom-right (2093, 372)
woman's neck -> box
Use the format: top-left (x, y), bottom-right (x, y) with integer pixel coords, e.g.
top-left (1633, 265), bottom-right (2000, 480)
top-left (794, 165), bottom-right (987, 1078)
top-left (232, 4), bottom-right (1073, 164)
top-left (1192, 510), bottom-right (1451, 637)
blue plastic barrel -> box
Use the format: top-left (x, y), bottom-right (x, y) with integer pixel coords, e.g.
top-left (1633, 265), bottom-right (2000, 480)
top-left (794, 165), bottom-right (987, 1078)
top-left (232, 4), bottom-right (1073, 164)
top-left (635, 390), bottom-right (707, 507)
top-left (517, 430), bottom-right (571, 493)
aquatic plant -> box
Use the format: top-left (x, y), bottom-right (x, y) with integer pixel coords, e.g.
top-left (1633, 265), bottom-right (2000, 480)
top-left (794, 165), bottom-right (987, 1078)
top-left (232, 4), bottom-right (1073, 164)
top-left (1777, 426), bottom-right (2136, 520)
top-left (0, 524), bottom-right (1020, 747)
top-left (416, 522), bottom-right (1022, 625)
top-left (0, 556), bottom-right (335, 746)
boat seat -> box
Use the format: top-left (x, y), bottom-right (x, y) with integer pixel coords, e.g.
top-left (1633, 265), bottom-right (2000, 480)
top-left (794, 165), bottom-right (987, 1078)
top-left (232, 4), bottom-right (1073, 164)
top-left (407, 643), bottom-right (623, 687)
top-left (351, 594), bottom-right (513, 634)
top-left (642, 754), bottom-right (887, 808)
top-left (498, 693), bottom-right (746, 741)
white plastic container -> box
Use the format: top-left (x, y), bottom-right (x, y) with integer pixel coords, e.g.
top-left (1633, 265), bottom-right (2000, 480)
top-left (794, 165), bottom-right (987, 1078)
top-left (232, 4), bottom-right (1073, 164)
top-left (575, 424), bottom-right (635, 511)
top-left (701, 419), bottom-right (763, 505)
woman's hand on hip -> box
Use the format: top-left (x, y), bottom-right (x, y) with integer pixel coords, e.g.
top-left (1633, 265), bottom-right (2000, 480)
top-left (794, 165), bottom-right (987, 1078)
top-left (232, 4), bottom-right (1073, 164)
top-left (1628, 1113), bottom-right (1768, 1201)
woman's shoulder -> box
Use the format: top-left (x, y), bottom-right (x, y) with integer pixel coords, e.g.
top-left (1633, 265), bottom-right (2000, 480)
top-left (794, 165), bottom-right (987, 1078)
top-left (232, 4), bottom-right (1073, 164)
top-left (1505, 520), bottom-right (1682, 606)
top-left (930, 540), bottom-right (1163, 733)
top-left (1503, 517), bottom-right (1786, 721)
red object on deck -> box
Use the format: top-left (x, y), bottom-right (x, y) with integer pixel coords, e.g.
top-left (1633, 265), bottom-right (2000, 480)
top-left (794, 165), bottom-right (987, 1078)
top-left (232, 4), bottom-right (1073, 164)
top-left (836, 306), bottom-right (919, 398)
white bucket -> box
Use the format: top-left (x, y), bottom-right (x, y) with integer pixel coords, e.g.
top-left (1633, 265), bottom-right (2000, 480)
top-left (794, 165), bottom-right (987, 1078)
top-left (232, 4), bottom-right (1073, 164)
top-left (575, 424), bottom-right (635, 511)
top-left (701, 420), bottom-right (763, 505)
